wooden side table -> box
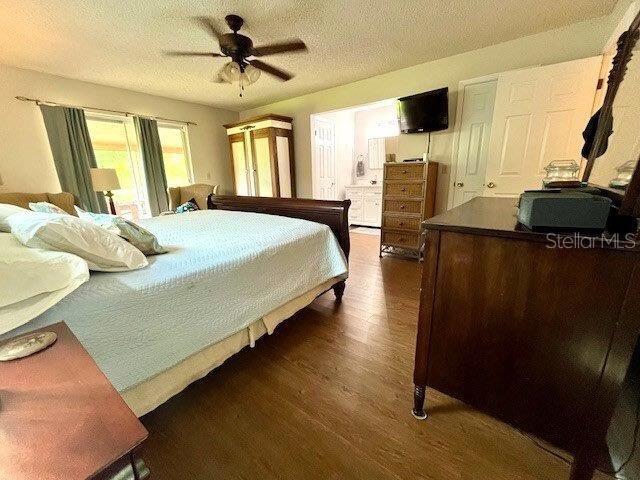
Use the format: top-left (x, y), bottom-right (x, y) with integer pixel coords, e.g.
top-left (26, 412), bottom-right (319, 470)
top-left (0, 322), bottom-right (149, 480)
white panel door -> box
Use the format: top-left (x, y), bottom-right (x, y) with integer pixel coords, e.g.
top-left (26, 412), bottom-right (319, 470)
top-left (313, 118), bottom-right (337, 200)
top-left (484, 56), bottom-right (602, 197)
top-left (452, 80), bottom-right (497, 208)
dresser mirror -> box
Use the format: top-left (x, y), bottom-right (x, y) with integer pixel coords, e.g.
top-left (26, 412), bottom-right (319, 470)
top-left (583, 11), bottom-right (640, 218)
top-left (588, 54), bottom-right (639, 190)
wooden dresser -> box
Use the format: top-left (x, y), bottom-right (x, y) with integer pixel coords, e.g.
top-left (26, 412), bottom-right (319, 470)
top-left (379, 161), bottom-right (438, 258)
top-left (0, 322), bottom-right (149, 480)
top-left (413, 197), bottom-right (640, 480)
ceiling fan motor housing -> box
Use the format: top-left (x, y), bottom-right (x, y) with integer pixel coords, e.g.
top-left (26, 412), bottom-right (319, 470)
top-left (220, 33), bottom-right (253, 65)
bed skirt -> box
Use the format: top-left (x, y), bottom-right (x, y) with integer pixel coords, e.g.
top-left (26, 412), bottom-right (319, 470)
top-left (121, 275), bottom-right (344, 417)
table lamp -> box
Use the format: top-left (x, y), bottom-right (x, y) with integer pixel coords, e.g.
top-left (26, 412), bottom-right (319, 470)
top-left (90, 168), bottom-right (120, 215)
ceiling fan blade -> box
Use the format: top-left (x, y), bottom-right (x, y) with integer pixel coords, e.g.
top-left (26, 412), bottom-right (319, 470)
top-left (164, 51), bottom-right (224, 57)
top-left (251, 39), bottom-right (307, 57)
top-left (249, 59), bottom-right (293, 81)
top-left (193, 16), bottom-right (225, 41)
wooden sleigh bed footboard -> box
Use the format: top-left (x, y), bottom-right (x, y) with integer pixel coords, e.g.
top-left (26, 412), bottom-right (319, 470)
top-left (208, 195), bottom-right (351, 299)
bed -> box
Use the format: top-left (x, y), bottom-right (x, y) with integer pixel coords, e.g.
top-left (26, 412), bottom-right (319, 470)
top-left (1, 194), bottom-right (351, 416)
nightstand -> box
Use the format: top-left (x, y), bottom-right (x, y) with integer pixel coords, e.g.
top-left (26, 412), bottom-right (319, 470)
top-left (0, 322), bottom-right (149, 480)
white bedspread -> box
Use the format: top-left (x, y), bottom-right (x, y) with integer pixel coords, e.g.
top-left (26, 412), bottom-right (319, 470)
top-left (2, 210), bottom-right (348, 391)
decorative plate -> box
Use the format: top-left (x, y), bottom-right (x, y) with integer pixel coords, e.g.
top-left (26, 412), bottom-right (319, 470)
top-left (0, 331), bottom-right (57, 361)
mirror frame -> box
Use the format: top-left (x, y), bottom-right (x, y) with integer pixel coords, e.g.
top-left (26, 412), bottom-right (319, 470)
top-left (583, 11), bottom-right (640, 218)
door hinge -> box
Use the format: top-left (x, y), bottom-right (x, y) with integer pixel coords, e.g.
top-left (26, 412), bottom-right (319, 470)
top-left (596, 78), bottom-right (604, 90)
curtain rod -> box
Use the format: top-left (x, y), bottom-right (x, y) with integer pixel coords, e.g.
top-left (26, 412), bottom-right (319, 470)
top-left (14, 96), bottom-right (198, 126)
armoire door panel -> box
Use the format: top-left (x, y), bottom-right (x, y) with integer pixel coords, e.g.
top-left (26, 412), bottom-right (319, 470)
top-left (252, 135), bottom-right (274, 197)
top-left (276, 136), bottom-right (292, 198)
top-left (229, 133), bottom-right (250, 196)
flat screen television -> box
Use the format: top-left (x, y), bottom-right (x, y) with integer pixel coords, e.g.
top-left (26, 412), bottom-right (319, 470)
top-left (397, 87), bottom-right (449, 134)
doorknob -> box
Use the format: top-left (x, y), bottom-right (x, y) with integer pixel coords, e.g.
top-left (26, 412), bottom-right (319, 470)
top-left (455, 182), bottom-right (464, 187)
top-left (487, 182), bottom-right (496, 188)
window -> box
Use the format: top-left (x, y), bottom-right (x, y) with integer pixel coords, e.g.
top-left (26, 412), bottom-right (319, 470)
top-left (86, 114), bottom-right (151, 221)
top-left (158, 123), bottom-right (193, 188)
top-left (87, 115), bottom-right (193, 219)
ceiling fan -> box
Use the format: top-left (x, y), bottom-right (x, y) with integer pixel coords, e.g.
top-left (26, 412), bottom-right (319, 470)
top-left (165, 14), bottom-right (308, 95)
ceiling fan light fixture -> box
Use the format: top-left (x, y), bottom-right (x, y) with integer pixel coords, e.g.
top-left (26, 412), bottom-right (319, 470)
top-left (220, 61), bottom-right (242, 83)
top-left (242, 64), bottom-right (261, 85)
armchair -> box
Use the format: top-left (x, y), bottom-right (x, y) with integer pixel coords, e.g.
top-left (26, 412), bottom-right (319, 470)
top-left (167, 184), bottom-right (220, 211)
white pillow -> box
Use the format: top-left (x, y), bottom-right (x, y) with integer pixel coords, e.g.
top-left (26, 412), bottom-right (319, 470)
top-left (75, 206), bottom-right (167, 256)
top-left (0, 233), bottom-right (90, 334)
top-left (29, 201), bottom-right (70, 215)
top-left (5, 211), bottom-right (148, 272)
top-left (0, 203), bottom-right (29, 232)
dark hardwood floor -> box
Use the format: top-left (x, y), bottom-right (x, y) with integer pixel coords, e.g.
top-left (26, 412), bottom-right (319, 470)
top-left (140, 233), bottom-right (610, 479)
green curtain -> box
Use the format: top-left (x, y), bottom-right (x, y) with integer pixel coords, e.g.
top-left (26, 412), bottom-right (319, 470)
top-left (39, 105), bottom-right (107, 213)
top-left (135, 117), bottom-right (169, 216)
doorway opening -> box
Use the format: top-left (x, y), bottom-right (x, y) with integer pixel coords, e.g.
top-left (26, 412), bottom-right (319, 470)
top-left (310, 99), bottom-right (399, 230)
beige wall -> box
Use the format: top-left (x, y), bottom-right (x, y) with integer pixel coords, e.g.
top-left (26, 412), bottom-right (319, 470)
top-left (240, 16), bottom-right (614, 213)
top-left (0, 64), bottom-right (239, 195)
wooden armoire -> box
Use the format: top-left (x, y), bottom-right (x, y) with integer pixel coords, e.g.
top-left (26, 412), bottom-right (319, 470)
top-left (224, 114), bottom-right (296, 198)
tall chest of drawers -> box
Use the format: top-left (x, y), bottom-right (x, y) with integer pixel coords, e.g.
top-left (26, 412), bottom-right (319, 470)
top-left (380, 161), bottom-right (438, 258)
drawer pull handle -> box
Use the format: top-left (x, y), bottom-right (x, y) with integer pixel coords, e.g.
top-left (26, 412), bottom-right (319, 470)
top-left (399, 222), bottom-right (404, 226)
top-left (400, 205), bottom-right (405, 209)
top-left (401, 187), bottom-right (407, 192)
top-left (402, 170), bottom-right (408, 174)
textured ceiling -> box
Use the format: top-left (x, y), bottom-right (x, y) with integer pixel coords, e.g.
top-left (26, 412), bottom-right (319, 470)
top-left (0, 0), bottom-right (616, 111)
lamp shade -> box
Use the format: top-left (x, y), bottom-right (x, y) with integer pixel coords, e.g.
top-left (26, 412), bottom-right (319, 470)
top-left (90, 168), bottom-right (120, 191)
